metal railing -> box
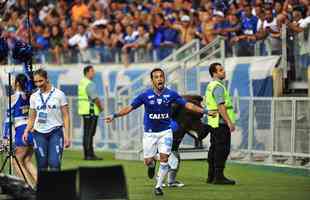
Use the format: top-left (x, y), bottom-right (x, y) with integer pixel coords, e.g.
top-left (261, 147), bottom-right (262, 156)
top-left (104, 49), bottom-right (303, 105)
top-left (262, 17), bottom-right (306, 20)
top-left (234, 97), bottom-right (310, 166)
top-left (5, 46), bottom-right (182, 65)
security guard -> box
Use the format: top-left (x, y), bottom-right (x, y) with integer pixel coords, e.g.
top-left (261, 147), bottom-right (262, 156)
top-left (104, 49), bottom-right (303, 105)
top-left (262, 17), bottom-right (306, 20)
top-left (205, 62), bottom-right (236, 185)
top-left (78, 65), bottom-right (103, 160)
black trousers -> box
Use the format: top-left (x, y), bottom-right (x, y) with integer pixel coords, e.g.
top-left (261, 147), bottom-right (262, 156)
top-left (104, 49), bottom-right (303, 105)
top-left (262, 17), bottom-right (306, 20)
top-left (82, 115), bottom-right (98, 158)
top-left (208, 124), bottom-right (231, 169)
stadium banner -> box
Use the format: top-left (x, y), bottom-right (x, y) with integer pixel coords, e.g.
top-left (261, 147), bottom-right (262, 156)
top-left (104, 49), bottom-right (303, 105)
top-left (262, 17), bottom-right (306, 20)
top-left (0, 56), bottom-right (280, 150)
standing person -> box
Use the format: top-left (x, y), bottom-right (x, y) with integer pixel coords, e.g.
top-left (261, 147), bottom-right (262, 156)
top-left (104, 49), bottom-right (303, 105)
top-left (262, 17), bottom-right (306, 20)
top-left (205, 62), bottom-right (236, 185)
top-left (78, 65), bottom-right (103, 160)
top-left (106, 68), bottom-right (208, 196)
top-left (22, 69), bottom-right (70, 172)
top-left (2, 74), bottom-right (37, 188)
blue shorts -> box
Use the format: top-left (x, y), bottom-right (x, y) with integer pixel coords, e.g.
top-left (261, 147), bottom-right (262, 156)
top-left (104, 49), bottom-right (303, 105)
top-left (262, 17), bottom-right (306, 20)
top-left (15, 124), bottom-right (33, 147)
top-left (170, 120), bottom-right (179, 133)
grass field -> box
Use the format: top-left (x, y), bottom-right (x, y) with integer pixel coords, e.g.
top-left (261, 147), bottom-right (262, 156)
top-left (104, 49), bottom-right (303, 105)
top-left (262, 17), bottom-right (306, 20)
top-left (60, 150), bottom-right (310, 200)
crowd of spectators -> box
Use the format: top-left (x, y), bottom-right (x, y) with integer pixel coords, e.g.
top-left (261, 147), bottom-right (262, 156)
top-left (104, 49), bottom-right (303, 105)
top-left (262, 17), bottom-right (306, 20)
top-left (0, 0), bottom-right (309, 66)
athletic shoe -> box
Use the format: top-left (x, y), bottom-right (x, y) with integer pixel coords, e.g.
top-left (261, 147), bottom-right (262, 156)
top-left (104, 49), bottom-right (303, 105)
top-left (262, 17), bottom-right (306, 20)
top-left (167, 181), bottom-right (185, 187)
top-left (147, 162), bottom-right (156, 179)
top-left (154, 187), bottom-right (164, 196)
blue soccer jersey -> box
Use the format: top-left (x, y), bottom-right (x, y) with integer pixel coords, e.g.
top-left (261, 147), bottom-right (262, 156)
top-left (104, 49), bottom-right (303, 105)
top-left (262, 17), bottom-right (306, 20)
top-left (131, 88), bottom-right (187, 132)
top-left (3, 92), bottom-right (29, 139)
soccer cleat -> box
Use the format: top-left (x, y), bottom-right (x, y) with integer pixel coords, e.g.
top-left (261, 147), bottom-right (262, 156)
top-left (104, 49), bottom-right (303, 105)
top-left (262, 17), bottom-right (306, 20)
top-left (162, 181), bottom-right (185, 188)
top-left (147, 163), bottom-right (156, 179)
top-left (154, 187), bottom-right (164, 196)
top-left (167, 181), bottom-right (185, 187)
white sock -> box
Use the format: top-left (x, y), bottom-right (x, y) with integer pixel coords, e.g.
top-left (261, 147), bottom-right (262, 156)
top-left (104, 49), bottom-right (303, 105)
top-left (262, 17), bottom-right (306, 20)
top-left (155, 162), bottom-right (169, 188)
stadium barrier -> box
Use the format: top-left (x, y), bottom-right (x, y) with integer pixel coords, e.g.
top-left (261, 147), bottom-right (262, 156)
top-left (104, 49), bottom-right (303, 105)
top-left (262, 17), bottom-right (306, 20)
top-left (1, 78), bottom-right (309, 168)
top-left (272, 68), bottom-right (284, 97)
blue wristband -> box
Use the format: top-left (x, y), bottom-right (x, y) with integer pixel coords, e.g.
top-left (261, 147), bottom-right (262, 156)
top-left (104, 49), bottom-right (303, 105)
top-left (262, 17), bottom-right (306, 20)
top-left (203, 108), bottom-right (208, 114)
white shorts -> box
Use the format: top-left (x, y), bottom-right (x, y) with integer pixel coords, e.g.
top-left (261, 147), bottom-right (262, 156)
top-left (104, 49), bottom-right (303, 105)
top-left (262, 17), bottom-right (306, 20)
top-left (143, 129), bottom-right (173, 158)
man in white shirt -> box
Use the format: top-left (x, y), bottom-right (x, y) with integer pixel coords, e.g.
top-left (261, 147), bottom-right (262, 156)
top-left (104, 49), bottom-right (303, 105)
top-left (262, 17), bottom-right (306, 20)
top-left (68, 23), bottom-right (91, 62)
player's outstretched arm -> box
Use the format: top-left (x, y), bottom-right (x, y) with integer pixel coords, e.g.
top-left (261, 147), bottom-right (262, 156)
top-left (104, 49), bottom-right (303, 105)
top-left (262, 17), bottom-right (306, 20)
top-left (105, 105), bottom-right (134, 123)
top-left (184, 102), bottom-right (206, 114)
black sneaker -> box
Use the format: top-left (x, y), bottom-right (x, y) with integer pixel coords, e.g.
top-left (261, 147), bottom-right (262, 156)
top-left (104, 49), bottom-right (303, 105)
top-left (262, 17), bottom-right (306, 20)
top-left (147, 163), bottom-right (156, 179)
top-left (206, 175), bottom-right (214, 183)
top-left (84, 155), bottom-right (103, 161)
top-left (154, 187), bottom-right (164, 196)
top-left (213, 176), bottom-right (236, 185)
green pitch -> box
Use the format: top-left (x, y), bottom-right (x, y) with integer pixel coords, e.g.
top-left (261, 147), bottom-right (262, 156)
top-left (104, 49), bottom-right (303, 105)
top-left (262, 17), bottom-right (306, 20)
top-left (62, 150), bottom-right (310, 200)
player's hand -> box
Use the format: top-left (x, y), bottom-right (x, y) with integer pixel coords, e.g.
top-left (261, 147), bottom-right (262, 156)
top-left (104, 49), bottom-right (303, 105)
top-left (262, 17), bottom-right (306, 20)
top-left (64, 135), bottom-right (71, 148)
top-left (203, 108), bottom-right (217, 117)
top-left (22, 131), bottom-right (29, 144)
top-left (105, 116), bottom-right (114, 123)
top-left (228, 122), bottom-right (236, 133)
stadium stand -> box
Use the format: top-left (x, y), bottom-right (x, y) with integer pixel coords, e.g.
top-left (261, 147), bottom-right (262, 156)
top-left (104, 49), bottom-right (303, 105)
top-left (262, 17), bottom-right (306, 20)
top-left (0, 1), bottom-right (307, 65)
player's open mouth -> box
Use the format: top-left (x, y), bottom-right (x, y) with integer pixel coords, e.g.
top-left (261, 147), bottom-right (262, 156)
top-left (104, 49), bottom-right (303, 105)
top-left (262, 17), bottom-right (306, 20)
top-left (158, 83), bottom-right (163, 87)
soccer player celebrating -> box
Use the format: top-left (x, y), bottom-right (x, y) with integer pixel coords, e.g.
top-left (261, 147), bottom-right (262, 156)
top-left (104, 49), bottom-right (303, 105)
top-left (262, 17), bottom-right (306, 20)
top-left (106, 68), bottom-right (207, 196)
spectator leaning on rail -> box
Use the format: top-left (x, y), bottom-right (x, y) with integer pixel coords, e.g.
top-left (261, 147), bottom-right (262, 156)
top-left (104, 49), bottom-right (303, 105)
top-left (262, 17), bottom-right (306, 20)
top-left (78, 65), bottom-right (104, 161)
top-left (68, 23), bottom-right (91, 63)
top-left (288, 7), bottom-right (310, 80)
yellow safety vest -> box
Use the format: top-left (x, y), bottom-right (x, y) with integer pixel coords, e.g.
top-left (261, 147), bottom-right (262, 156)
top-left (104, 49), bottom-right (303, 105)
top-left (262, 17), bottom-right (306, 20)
top-left (205, 80), bottom-right (236, 128)
top-left (78, 78), bottom-right (100, 116)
